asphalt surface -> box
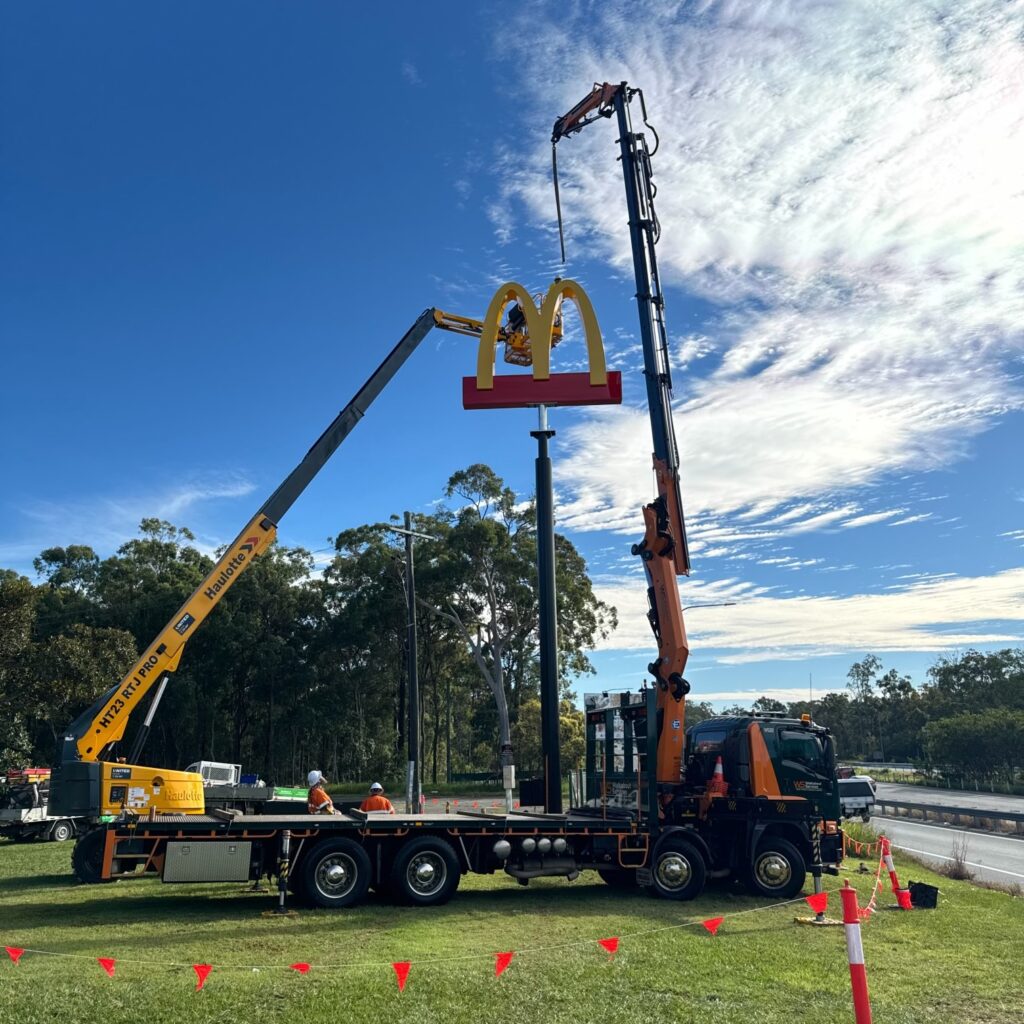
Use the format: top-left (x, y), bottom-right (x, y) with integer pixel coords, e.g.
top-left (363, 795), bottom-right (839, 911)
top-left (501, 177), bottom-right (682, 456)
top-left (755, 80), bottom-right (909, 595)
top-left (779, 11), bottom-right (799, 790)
top-left (874, 781), bottom-right (1024, 815)
top-left (867, 814), bottom-right (1024, 887)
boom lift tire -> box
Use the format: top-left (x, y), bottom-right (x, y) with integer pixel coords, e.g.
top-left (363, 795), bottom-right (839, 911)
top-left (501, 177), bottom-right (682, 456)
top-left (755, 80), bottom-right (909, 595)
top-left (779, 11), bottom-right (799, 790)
top-left (745, 837), bottom-right (806, 899)
top-left (388, 837), bottom-right (461, 906)
top-left (302, 838), bottom-right (372, 909)
top-left (50, 819), bottom-right (74, 842)
top-left (597, 867), bottom-right (638, 889)
top-left (647, 837), bottom-right (706, 901)
top-left (72, 829), bottom-right (119, 884)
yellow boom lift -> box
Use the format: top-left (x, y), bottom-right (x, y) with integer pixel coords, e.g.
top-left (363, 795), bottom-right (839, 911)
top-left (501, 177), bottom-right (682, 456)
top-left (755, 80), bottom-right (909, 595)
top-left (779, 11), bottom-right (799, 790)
top-left (50, 307), bottom-right (546, 820)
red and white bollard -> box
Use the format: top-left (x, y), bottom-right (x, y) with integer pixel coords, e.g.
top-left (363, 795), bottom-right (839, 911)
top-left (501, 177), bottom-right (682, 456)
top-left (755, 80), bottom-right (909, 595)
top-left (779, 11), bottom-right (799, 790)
top-left (841, 881), bottom-right (873, 1024)
top-left (881, 836), bottom-right (913, 909)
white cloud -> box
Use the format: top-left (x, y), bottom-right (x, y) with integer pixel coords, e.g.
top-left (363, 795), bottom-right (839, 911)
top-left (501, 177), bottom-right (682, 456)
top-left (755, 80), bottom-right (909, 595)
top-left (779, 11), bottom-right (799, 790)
top-left (400, 61), bottom-right (422, 87)
top-left (594, 566), bottom-right (1024, 662)
top-left (501, 1), bottom-right (1024, 547)
top-left (15, 476), bottom-right (257, 566)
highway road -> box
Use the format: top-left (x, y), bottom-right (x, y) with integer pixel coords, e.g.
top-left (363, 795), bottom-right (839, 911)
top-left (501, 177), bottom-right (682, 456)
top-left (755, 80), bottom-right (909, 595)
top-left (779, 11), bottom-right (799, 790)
top-left (874, 781), bottom-right (1024, 815)
top-left (868, 814), bottom-right (1024, 887)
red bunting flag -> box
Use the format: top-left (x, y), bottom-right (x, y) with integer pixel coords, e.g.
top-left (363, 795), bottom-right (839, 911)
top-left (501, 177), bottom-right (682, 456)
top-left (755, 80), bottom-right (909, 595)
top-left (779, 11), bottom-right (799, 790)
top-left (598, 937), bottom-right (619, 957)
top-left (805, 892), bottom-right (828, 915)
top-left (193, 964), bottom-right (212, 991)
top-left (392, 961), bottom-right (411, 992)
top-left (5, 947), bottom-right (25, 965)
top-left (473, 801), bottom-right (479, 808)
top-left (290, 963), bottom-right (311, 974)
top-left (494, 952), bottom-right (514, 977)
top-left (702, 917), bottom-right (724, 936)
top-left (98, 958), bottom-right (116, 977)
top-left (513, 801), bottom-right (520, 809)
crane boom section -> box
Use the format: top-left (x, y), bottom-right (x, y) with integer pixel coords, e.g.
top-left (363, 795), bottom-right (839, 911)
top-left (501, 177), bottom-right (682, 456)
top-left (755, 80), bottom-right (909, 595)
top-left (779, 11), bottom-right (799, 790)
top-left (552, 82), bottom-right (692, 786)
top-left (63, 308), bottom-right (438, 766)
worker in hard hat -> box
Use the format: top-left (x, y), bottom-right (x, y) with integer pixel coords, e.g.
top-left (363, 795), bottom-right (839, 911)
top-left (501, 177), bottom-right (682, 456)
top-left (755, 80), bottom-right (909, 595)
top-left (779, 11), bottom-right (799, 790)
top-left (359, 782), bottom-right (395, 814)
top-left (307, 770), bottom-right (336, 815)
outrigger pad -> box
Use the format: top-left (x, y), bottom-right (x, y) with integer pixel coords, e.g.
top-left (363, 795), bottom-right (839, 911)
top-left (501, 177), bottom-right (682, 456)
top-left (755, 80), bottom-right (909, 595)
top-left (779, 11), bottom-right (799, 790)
top-left (463, 371), bottom-right (622, 409)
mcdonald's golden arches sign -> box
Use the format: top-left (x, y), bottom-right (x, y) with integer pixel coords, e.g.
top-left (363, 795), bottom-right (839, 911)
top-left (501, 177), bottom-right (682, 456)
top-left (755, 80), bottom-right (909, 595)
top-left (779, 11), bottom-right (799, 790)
top-left (463, 279), bottom-right (622, 410)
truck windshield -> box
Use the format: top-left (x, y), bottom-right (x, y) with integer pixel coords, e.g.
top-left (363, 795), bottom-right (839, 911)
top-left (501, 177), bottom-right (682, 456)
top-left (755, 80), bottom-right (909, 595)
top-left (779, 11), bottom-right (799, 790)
top-left (779, 729), bottom-right (830, 776)
top-left (691, 730), bottom-right (728, 754)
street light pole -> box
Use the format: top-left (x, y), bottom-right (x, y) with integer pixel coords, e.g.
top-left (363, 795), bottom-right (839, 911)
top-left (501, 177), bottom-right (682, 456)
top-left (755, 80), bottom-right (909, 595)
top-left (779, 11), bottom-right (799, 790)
top-left (386, 516), bottom-right (439, 814)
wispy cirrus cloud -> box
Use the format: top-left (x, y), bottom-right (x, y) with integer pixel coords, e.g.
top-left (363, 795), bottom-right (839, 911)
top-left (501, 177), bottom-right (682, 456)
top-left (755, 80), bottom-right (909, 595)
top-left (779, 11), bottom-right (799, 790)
top-left (498, 0), bottom-right (1024, 553)
top-left (12, 475), bottom-right (257, 569)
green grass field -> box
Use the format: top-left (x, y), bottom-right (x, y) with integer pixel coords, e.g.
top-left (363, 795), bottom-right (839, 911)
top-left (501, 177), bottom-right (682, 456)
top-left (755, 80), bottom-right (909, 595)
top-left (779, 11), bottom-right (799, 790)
top-left (0, 834), bottom-right (1020, 1024)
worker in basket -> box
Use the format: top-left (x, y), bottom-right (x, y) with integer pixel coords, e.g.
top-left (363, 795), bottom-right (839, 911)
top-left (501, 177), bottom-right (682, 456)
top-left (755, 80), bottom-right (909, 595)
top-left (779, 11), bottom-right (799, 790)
top-left (307, 770), bottom-right (337, 815)
top-left (359, 782), bottom-right (395, 814)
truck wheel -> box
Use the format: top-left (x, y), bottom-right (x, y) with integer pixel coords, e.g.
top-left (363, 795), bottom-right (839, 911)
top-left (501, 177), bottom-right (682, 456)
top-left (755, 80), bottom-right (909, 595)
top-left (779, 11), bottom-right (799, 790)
top-left (50, 820), bottom-right (74, 843)
top-left (861, 811), bottom-right (872, 824)
top-left (746, 838), bottom-right (806, 899)
top-left (389, 837), bottom-right (461, 906)
top-left (302, 839), bottom-right (371, 909)
top-left (598, 867), bottom-right (638, 889)
top-left (648, 838), bottom-right (706, 901)
top-left (72, 829), bottom-right (117, 884)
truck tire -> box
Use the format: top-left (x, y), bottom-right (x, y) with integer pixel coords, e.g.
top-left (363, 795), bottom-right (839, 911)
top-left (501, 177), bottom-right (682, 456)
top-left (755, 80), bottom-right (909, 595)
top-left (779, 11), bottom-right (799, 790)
top-left (50, 819), bottom-right (74, 843)
top-left (388, 837), bottom-right (461, 907)
top-left (648, 838), bottom-right (706, 901)
top-left (598, 867), bottom-right (638, 889)
top-left (72, 829), bottom-right (118, 884)
top-left (387, 839), bottom-right (460, 905)
top-left (746, 838), bottom-right (806, 899)
top-left (302, 839), bottom-right (371, 909)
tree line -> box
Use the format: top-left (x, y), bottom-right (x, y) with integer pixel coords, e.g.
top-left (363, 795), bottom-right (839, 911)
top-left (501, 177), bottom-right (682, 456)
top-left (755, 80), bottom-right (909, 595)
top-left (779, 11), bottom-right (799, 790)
top-left (1, 458), bottom-right (1019, 790)
top-left (0, 464), bottom-right (614, 787)
top-left (692, 650), bottom-right (1023, 786)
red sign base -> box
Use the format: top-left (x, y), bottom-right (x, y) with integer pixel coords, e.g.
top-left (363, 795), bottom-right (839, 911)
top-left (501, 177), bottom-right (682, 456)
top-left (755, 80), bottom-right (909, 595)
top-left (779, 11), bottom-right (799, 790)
top-left (463, 371), bottom-right (622, 410)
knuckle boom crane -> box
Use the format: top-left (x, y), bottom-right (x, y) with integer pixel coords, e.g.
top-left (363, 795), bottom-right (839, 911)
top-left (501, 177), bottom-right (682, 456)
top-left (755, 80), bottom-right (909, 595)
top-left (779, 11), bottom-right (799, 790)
top-left (552, 82), bottom-right (691, 794)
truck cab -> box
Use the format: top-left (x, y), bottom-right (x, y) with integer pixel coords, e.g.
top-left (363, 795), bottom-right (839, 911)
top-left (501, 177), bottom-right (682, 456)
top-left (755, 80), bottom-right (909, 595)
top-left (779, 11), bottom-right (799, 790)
top-left (685, 713), bottom-right (840, 822)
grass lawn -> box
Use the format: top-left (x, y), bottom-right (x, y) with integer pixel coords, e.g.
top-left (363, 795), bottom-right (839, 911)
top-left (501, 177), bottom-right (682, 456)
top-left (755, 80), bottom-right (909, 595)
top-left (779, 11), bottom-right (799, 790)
top-left (0, 833), bottom-right (1020, 1024)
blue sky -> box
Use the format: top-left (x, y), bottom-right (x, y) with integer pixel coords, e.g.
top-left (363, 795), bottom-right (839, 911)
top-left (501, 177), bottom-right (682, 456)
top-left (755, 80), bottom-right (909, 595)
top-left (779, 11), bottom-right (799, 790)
top-left (3, 2), bottom-right (1022, 707)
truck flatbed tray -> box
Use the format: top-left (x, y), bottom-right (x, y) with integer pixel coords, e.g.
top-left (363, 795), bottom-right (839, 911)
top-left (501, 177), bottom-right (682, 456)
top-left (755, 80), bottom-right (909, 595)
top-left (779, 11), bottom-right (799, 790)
top-left (112, 810), bottom-right (641, 834)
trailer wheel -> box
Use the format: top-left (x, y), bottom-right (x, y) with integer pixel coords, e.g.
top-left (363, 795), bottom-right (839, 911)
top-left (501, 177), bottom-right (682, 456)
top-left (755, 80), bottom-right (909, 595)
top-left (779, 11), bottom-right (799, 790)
top-left (648, 838), bottom-right (706, 901)
top-left (72, 829), bottom-right (118, 884)
top-left (50, 819), bottom-right (74, 843)
top-left (389, 837), bottom-right (461, 906)
top-left (746, 838), bottom-right (806, 899)
top-left (302, 839), bottom-right (371, 909)
top-left (598, 867), bottom-right (638, 890)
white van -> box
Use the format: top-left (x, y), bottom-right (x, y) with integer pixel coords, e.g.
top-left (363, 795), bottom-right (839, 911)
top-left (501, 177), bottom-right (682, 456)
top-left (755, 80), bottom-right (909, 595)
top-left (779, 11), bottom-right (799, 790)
top-left (838, 775), bottom-right (877, 822)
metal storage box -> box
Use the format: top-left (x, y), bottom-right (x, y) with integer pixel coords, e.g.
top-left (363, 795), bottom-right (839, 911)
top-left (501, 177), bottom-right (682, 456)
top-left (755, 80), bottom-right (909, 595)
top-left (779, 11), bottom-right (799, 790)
top-left (163, 840), bottom-right (252, 882)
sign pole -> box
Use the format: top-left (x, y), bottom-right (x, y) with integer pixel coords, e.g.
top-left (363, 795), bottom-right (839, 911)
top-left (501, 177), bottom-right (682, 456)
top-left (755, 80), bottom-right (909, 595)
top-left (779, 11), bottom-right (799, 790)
top-left (532, 404), bottom-right (562, 813)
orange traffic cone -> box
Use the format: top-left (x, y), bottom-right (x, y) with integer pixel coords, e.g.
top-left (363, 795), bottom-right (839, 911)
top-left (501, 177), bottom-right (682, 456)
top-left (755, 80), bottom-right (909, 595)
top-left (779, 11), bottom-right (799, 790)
top-left (707, 756), bottom-right (729, 798)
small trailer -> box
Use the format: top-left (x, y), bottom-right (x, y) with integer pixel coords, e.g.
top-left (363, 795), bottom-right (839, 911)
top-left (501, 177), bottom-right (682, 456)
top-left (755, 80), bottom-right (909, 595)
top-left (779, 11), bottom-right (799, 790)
top-left (71, 690), bottom-right (844, 909)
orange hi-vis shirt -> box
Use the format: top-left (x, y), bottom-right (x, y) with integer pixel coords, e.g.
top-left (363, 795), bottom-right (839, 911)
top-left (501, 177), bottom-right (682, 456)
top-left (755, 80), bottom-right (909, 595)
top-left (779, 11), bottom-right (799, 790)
top-left (307, 784), bottom-right (333, 814)
top-left (360, 794), bottom-right (394, 813)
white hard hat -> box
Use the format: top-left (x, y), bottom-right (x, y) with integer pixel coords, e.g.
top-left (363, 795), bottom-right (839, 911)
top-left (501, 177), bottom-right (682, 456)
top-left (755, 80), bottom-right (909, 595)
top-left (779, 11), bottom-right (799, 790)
top-left (370, 781), bottom-right (383, 792)
top-left (308, 770), bottom-right (323, 787)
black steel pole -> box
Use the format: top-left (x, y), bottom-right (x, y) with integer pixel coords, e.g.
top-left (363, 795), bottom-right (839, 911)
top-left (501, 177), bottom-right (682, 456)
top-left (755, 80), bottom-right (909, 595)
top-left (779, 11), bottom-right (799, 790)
top-left (404, 511), bottom-right (421, 813)
top-left (532, 406), bottom-right (562, 814)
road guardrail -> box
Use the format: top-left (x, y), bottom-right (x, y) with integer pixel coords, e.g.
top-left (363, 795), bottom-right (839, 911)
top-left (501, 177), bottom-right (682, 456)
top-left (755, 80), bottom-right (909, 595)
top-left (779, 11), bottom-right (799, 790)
top-left (873, 798), bottom-right (1024, 835)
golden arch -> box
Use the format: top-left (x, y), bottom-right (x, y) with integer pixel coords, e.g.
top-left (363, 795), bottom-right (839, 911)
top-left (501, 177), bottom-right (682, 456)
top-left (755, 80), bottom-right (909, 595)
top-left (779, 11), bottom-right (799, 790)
top-left (476, 279), bottom-right (606, 390)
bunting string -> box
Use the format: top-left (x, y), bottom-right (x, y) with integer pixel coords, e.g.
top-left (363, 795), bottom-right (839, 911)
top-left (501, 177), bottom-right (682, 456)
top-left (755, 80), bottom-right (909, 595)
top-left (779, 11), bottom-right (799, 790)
top-left (4, 880), bottom-right (863, 979)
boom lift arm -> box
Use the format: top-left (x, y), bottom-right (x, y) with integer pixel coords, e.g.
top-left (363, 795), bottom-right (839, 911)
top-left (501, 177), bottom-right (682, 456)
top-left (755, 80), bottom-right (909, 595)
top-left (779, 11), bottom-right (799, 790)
top-left (552, 82), bottom-right (692, 790)
top-left (58, 308), bottom-right (441, 778)
top-left (53, 300), bottom-right (551, 818)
